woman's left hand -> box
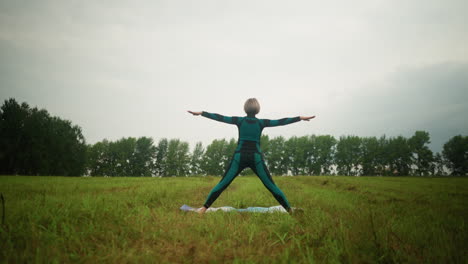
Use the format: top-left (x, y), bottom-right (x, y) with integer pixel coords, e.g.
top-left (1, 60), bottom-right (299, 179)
top-left (188, 110), bottom-right (202, 116)
top-left (300, 116), bottom-right (316, 121)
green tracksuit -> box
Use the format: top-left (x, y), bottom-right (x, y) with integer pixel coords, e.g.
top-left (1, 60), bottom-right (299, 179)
top-left (200, 111), bottom-right (301, 212)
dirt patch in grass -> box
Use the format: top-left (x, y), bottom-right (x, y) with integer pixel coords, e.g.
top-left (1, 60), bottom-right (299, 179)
top-left (345, 186), bottom-right (358, 191)
top-left (385, 197), bottom-right (405, 203)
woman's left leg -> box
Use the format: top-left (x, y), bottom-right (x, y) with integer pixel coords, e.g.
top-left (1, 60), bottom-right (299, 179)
top-left (251, 153), bottom-right (292, 212)
top-left (202, 152), bottom-right (243, 209)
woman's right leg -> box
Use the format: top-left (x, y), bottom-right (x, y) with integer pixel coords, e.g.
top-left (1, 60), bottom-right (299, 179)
top-left (203, 153), bottom-right (243, 209)
top-left (251, 153), bottom-right (292, 212)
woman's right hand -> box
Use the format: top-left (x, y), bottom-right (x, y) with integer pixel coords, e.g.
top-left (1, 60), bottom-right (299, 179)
top-left (188, 110), bottom-right (202, 116)
top-left (300, 116), bottom-right (316, 121)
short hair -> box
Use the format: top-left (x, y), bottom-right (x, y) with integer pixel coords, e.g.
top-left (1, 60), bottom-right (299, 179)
top-left (244, 98), bottom-right (260, 116)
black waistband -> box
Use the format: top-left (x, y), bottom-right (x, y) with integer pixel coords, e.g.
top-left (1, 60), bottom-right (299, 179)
top-left (235, 140), bottom-right (261, 154)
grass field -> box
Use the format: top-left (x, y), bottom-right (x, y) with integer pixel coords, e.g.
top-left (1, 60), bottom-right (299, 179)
top-left (0, 175), bottom-right (467, 263)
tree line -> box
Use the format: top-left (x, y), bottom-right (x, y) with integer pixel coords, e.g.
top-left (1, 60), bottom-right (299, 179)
top-left (0, 98), bottom-right (86, 175)
top-left (1, 98), bottom-right (467, 176)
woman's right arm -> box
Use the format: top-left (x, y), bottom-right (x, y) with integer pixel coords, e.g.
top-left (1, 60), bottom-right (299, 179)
top-left (261, 116), bottom-right (315, 127)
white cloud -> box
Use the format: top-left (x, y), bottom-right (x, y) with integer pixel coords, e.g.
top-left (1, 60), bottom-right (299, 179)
top-left (0, 0), bottom-right (466, 152)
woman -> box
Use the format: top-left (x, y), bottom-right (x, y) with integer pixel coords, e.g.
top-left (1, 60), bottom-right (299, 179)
top-left (188, 98), bottom-right (315, 214)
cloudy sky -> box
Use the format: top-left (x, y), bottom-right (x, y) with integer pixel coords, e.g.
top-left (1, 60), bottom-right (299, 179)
top-left (1, 0), bottom-right (467, 152)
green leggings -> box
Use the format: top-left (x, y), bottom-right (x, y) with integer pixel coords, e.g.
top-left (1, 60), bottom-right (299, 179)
top-left (203, 151), bottom-right (292, 212)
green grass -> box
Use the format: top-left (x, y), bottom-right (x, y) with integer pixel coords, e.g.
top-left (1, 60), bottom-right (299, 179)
top-left (0, 175), bottom-right (467, 263)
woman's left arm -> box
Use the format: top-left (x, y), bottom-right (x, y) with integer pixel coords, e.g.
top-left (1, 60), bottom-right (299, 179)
top-left (188, 110), bottom-right (240, 125)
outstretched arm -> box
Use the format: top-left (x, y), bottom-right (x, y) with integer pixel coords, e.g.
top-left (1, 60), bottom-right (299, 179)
top-left (187, 110), bottom-right (240, 125)
top-left (261, 115), bottom-right (316, 128)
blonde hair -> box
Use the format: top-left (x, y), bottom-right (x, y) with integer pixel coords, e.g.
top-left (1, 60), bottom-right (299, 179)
top-left (244, 98), bottom-right (260, 116)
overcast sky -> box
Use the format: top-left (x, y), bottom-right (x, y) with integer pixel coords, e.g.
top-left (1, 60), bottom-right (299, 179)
top-left (1, 0), bottom-right (467, 153)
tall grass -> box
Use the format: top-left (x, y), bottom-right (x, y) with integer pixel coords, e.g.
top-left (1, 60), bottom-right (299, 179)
top-left (0, 175), bottom-right (467, 263)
